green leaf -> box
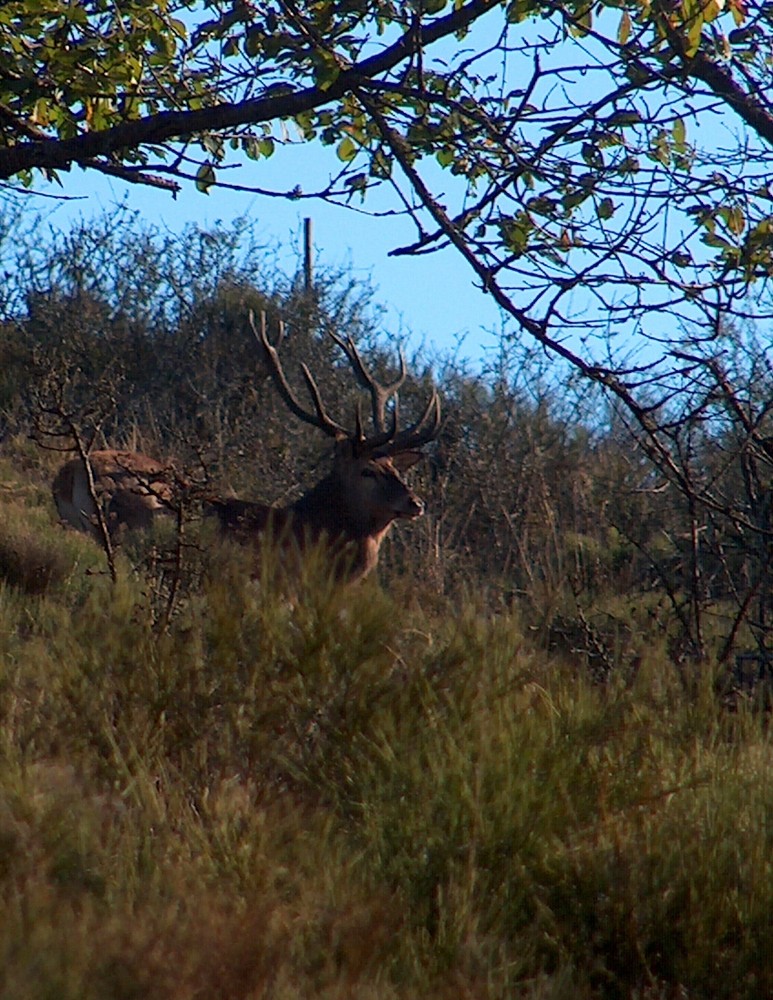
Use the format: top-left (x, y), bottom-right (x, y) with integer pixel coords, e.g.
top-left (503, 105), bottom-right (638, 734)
top-left (31, 98), bottom-right (51, 126)
top-left (685, 10), bottom-right (704, 57)
top-left (703, 0), bottom-right (725, 23)
top-left (195, 163), bottom-right (215, 193)
top-left (314, 54), bottom-right (341, 92)
top-left (607, 111), bottom-right (642, 128)
top-left (581, 143), bottom-right (603, 170)
top-left (506, 0), bottom-right (540, 23)
top-left (730, 0), bottom-right (749, 26)
top-left (498, 212), bottom-right (534, 257)
top-left (527, 196), bottom-right (557, 217)
top-left (672, 118), bottom-right (686, 151)
top-left (719, 205), bottom-right (746, 235)
top-left (671, 250), bottom-right (693, 268)
top-left (702, 232), bottom-right (734, 249)
top-left (436, 147), bottom-right (455, 168)
top-left (651, 131), bottom-right (671, 166)
top-left (370, 149), bottom-right (392, 178)
top-left (617, 10), bottom-right (632, 45)
top-left (597, 197), bottom-right (615, 220)
top-left (617, 156), bottom-right (640, 175)
top-left (244, 137), bottom-right (261, 160)
top-left (345, 173), bottom-right (368, 200)
top-left (202, 133), bottom-right (224, 161)
top-left (168, 18), bottom-right (187, 39)
top-left (337, 137), bottom-right (357, 162)
top-left (569, 4), bottom-right (592, 37)
top-left (562, 189), bottom-right (589, 212)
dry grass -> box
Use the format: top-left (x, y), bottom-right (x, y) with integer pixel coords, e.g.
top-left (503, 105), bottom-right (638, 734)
top-left (0, 451), bottom-right (771, 1000)
top-left (0, 506), bottom-right (74, 594)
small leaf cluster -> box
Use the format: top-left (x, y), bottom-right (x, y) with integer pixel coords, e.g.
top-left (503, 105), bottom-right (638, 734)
top-left (0, 0), bottom-right (192, 169)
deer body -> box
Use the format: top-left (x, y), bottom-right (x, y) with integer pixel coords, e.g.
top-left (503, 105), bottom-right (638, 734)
top-left (208, 445), bottom-right (424, 584)
top-left (52, 449), bottom-right (174, 539)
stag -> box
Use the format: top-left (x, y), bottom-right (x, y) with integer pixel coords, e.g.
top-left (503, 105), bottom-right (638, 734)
top-left (206, 311), bottom-right (441, 584)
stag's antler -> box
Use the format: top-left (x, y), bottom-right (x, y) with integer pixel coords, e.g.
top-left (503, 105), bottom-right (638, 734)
top-left (327, 329), bottom-right (406, 434)
top-left (250, 310), bottom-right (348, 439)
top-left (250, 310), bottom-right (441, 455)
top-left (374, 389), bottom-right (441, 457)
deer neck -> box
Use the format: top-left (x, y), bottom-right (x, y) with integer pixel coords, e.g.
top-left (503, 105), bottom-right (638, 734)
top-left (291, 472), bottom-right (393, 581)
top-left (292, 473), bottom-right (381, 538)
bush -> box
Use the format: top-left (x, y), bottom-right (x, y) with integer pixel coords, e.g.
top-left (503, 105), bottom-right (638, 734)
top-left (0, 495), bottom-right (770, 999)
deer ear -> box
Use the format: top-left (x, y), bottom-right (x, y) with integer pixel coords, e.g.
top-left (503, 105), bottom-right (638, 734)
top-left (390, 450), bottom-right (423, 472)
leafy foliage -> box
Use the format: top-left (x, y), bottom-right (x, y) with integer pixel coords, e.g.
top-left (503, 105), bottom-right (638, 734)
top-left (1, 1), bottom-right (770, 311)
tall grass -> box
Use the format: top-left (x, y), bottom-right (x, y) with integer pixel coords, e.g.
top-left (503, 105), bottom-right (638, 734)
top-left (0, 463), bottom-right (770, 999)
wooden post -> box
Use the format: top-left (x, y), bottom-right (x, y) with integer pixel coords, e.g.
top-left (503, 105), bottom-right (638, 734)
top-left (303, 217), bottom-right (313, 292)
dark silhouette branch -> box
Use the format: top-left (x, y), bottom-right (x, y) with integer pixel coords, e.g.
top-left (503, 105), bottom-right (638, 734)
top-left (685, 49), bottom-right (773, 148)
top-left (0, 0), bottom-right (499, 181)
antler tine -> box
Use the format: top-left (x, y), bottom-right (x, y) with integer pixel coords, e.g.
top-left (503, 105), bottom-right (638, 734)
top-left (352, 398), bottom-right (399, 456)
top-left (298, 362), bottom-right (349, 437)
top-left (327, 327), bottom-right (407, 434)
top-left (249, 310), bottom-right (347, 440)
top-left (377, 390), bottom-right (442, 457)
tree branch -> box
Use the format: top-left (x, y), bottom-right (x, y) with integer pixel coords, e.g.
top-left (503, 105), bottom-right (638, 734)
top-left (686, 49), bottom-right (773, 148)
top-left (0, 0), bottom-right (499, 181)
top-left (82, 158), bottom-right (182, 193)
top-left (359, 91), bottom-right (693, 496)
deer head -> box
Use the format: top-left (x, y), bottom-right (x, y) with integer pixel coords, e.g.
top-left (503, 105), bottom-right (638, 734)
top-left (251, 308), bottom-right (440, 518)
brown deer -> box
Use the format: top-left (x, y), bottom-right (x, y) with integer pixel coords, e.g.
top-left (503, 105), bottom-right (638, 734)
top-left (206, 312), bottom-right (440, 583)
top-left (51, 312), bottom-right (440, 583)
top-left (52, 449), bottom-right (177, 540)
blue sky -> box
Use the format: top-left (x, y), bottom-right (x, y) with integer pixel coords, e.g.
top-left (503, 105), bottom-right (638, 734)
top-left (32, 8), bottom-right (524, 366)
top-left (28, 4), bottom-right (759, 372)
top-left (43, 140), bottom-right (505, 365)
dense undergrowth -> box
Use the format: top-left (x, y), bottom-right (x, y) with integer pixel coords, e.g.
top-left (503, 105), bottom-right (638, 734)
top-left (0, 449), bottom-right (771, 1000)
